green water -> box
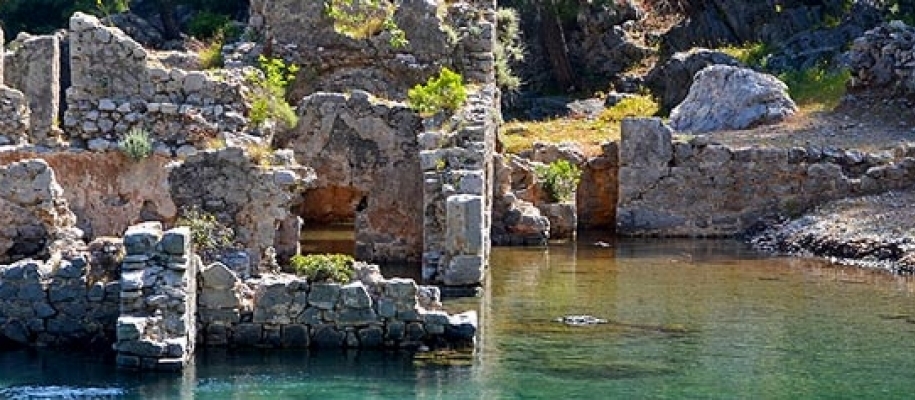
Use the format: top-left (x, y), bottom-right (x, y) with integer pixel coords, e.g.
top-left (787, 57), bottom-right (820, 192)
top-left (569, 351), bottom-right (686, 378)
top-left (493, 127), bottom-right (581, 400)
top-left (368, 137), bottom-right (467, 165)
top-left (2, 238), bottom-right (915, 399)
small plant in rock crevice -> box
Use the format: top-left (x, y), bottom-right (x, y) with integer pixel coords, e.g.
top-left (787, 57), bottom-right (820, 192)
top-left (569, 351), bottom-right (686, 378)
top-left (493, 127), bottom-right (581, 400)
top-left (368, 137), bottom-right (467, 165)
top-left (535, 159), bottom-right (582, 203)
top-left (290, 253), bottom-right (355, 283)
top-left (324, 0), bottom-right (408, 48)
top-left (245, 55), bottom-right (299, 130)
top-left (407, 67), bottom-right (468, 116)
top-left (176, 207), bottom-right (235, 263)
top-left (118, 127), bottom-right (153, 161)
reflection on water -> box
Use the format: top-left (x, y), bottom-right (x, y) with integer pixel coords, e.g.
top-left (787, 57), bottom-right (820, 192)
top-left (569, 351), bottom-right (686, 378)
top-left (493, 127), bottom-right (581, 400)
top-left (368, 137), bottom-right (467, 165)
top-left (2, 237), bottom-right (914, 398)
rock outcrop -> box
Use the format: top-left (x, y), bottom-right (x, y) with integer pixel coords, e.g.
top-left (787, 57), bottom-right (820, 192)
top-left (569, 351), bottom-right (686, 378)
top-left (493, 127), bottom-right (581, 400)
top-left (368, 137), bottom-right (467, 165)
top-left (670, 65), bottom-right (797, 134)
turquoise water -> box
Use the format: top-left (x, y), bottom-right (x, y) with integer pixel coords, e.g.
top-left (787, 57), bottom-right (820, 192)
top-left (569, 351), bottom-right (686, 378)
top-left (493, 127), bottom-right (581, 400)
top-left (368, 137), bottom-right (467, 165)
top-left (2, 238), bottom-right (915, 399)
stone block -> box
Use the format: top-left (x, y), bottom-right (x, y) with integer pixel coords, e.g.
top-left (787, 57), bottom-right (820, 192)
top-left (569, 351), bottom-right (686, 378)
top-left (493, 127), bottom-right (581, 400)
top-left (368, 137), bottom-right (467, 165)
top-left (282, 324), bottom-right (310, 348)
top-left (385, 321), bottom-right (405, 340)
top-left (200, 262), bottom-right (240, 289)
top-left (115, 340), bottom-right (167, 357)
top-left (160, 227), bottom-right (191, 255)
top-left (619, 118), bottom-right (673, 168)
top-left (445, 311), bottom-right (478, 342)
top-left (233, 323), bottom-right (262, 346)
top-left (446, 194), bottom-right (484, 255)
top-left (383, 278), bottom-right (417, 300)
top-left (405, 322), bottom-right (425, 341)
top-left (296, 307), bottom-right (322, 325)
top-left (123, 222), bottom-right (163, 255)
top-left (312, 325), bottom-right (344, 348)
top-left (337, 308), bottom-right (379, 326)
top-left (308, 283), bottom-right (341, 310)
top-left (199, 289), bottom-right (241, 309)
top-left (116, 316), bottom-right (147, 341)
top-left (376, 298), bottom-right (396, 318)
top-left (358, 326), bottom-right (384, 348)
top-left (443, 255), bottom-right (484, 286)
top-left (340, 282), bottom-right (372, 309)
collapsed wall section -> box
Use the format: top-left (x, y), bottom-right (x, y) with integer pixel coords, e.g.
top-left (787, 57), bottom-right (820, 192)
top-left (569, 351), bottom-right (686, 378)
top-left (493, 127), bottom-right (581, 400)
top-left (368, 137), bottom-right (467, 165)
top-left (4, 33), bottom-right (64, 145)
top-left (64, 12), bottom-right (250, 150)
top-left (617, 118), bottom-right (915, 236)
top-left (249, 0), bottom-right (496, 100)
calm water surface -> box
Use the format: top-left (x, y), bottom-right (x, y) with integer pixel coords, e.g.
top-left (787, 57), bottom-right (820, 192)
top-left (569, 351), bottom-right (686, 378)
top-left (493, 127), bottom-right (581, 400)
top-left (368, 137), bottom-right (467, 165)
top-left (2, 237), bottom-right (915, 399)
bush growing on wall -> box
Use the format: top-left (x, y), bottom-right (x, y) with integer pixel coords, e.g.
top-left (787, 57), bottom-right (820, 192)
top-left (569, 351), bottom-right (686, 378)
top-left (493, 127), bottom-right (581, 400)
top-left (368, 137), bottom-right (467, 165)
top-left (535, 159), bottom-right (581, 203)
top-left (407, 67), bottom-right (468, 116)
top-left (118, 127), bottom-right (152, 161)
top-left (245, 55), bottom-right (299, 130)
top-left (324, 0), bottom-right (408, 48)
top-left (176, 207), bottom-right (235, 262)
top-left (290, 253), bottom-right (355, 283)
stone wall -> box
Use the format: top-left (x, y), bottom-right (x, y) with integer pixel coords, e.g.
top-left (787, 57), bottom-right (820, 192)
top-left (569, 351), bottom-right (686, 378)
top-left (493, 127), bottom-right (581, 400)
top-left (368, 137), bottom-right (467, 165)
top-left (420, 86), bottom-right (497, 285)
top-left (617, 118), bottom-right (915, 236)
top-left (0, 150), bottom-right (176, 240)
top-left (4, 33), bottom-right (63, 145)
top-left (0, 255), bottom-right (120, 349)
top-left (198, 261), bottom-right (476, 350)
top-left (64, 12), bottom-right (250, 149)
top-left (168, 148), bottom-right (315, 266)
top-left (277, 91), bottom-right (423, 264)
top-left (115, 222), bottom-right (198, 371)
top-left (0, 159), bottom-right (81, 264)
top-left (249, 0), bottom-right (496, 101)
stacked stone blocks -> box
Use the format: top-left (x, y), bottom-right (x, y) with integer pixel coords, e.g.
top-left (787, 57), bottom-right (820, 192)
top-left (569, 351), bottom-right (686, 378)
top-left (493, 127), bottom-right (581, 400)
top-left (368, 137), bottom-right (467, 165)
top-left (198, 262), bottom-right (476, 350)
top-left (115, 222), bottom-right (198, 371)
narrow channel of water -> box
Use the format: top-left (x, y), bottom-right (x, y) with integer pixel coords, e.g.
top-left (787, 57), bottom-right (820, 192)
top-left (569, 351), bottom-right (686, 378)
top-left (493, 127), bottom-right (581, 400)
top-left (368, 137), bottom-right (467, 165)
top-left (2, 237), bottom-right (914, 399)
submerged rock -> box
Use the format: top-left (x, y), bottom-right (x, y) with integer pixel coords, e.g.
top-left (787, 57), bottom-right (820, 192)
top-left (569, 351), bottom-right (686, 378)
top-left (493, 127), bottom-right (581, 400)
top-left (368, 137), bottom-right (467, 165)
top-left (556, 315), bottom-right (608, 326)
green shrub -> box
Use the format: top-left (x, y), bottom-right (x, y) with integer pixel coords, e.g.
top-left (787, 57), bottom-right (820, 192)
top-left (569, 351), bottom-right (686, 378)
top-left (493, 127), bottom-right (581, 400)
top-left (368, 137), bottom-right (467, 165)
top-left (495, 7), bottom-right (524, 92)
top-left (176, 207), bottom-right (235, 260)
top-left (199, 34), bottom-right (225, 69)
top-left (118, 127), bottom-right (153, 161)
top-left (535, 159), bottom-right (581, 203)
top-left (778, 65), bottom-right (850, 112)
top-left (324, 0), bottom-right (408, 48)
top-left (407, 67), bottom-right (468, 116)
top-left (718, 42), bottom-right (771, 69)
top-left (290, 253), bottom-right (355, 283)
top-left (188, 11), bottom-right (232, 40)
top-left (245, 55), bottom-right (299, 129)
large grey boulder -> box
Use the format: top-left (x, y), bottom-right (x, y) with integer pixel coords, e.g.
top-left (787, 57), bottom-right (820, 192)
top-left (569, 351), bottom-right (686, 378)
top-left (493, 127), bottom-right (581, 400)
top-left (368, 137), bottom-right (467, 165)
top-left (645, 49), bottom-right (742, 114)
top-left (670, 65), bottom-right (797, 134)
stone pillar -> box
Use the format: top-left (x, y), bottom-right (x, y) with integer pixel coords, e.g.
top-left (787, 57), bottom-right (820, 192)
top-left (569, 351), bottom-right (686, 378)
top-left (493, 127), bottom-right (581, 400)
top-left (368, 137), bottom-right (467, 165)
top-left (616, 117), bottom-right (675, 235)
top-left (115, 222), bottom-right (198, 371)
top-left (421, 87), bottom-right (497, 287)
top-left (4, 34), bottom-right (62, 145)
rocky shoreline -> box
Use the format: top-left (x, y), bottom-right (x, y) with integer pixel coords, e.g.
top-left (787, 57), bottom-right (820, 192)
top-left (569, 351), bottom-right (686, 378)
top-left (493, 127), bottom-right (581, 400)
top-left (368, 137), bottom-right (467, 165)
top-left (748, 189), bottom-right (915, 274)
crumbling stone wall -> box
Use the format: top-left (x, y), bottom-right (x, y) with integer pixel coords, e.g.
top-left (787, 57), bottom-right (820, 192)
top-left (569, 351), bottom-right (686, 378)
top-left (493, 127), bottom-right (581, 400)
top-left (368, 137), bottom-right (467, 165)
top-left (198, 260), bottom-right (475, 350)
top-left (168, 148), bottom-right (314, 266)
top-left (64, 12), bottom-right (250, 149)
top-left (848, 21), bottom-right (915, 94)
top-left (0, 159), bottom-right (81, 264)
top-left (4, 33), bottom-right (64, 145)
top-left (617, 118), bottom-right (915, 236)
top-left (249, 0), bottom-right (496, 101)
top-left (278, 91), bottom-right (423, 264)
top-left (115, 222), bottom-right (198, 371)
top-left (0, 150), bottom-right (176, 240)
top-left (420, 87), bottom-right (497, 285)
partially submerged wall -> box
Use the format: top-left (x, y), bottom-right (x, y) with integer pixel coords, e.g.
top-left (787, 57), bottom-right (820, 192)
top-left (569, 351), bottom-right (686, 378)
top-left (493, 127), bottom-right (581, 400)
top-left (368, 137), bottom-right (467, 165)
top-left (198, 261), bottom-right (475, 350)
top-left (617, 118), bottom-right (915, 236)
top-left (420, 87), bottom-right (497, 285)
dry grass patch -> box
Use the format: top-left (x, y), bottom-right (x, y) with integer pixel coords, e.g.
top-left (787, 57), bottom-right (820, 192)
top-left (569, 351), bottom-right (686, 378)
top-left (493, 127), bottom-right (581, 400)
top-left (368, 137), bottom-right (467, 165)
top-left (501, 95), bottom-right (659, 155)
